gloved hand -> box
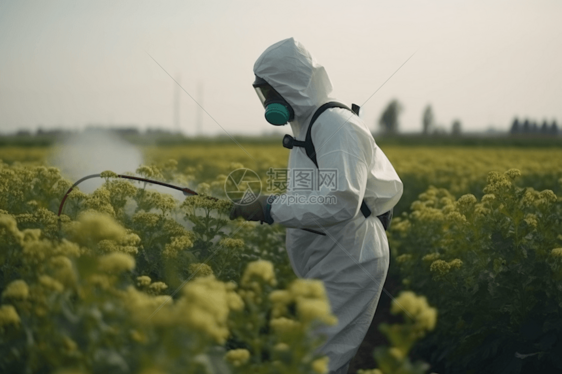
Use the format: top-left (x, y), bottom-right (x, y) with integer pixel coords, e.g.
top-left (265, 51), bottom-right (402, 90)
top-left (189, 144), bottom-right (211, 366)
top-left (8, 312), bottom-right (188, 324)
top-left (229, 195), bottom-right (276, 224)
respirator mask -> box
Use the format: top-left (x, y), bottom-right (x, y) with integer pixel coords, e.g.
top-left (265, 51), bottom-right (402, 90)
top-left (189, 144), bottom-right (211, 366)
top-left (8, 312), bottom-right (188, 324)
top-left (253, 76), bottom-right (295, 126)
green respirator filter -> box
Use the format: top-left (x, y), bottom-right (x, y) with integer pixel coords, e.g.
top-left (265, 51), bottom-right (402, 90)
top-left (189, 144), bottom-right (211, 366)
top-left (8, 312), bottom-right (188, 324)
top-left (265, 103), bottom-right (290, 126)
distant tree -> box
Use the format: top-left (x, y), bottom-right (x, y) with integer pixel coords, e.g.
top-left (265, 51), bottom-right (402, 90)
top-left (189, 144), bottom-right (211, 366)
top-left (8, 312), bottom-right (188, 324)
top-left (540, 120), bottom-right (549, 134)
top-left (552, 120), bottom-right (559, 135)
top-left (451, 119), bottom-right (462, 136)
top-left (510, 118), bottom-right (520, 134)
top-left (378, 99), bottom-right (403, 135)
top-left (522, 119), bottom-right (530, 133)
top-left (531, 122), bottom-right (539, 133)
top-left (422, 105), bottom-right (434, 135)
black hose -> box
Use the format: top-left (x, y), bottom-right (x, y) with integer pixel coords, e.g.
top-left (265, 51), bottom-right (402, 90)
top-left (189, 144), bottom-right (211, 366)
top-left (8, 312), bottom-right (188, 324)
top-left (57, 173), bottom-right (325, 236)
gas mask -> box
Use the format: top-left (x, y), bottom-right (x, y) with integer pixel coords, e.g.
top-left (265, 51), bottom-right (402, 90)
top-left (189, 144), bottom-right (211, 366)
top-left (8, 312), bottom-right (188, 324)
top-left (253, 76), bottom-right (295, 126)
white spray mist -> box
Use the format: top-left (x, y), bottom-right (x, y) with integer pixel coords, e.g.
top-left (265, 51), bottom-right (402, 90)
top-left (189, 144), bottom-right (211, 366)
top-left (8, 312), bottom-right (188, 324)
top-left (50, 129), bottom-right (188, 202)
top-left (50, 130), bottom-right (144, 193)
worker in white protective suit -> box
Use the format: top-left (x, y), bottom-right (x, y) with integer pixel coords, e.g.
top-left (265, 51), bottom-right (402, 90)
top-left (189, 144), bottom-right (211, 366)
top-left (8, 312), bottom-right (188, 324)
top-left (230, 37), bottom-right (403, 374)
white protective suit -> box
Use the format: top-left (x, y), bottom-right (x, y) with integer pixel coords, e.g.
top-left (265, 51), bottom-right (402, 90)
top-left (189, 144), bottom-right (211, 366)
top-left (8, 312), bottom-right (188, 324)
top-left (253, 38), bottom-right (403, 373)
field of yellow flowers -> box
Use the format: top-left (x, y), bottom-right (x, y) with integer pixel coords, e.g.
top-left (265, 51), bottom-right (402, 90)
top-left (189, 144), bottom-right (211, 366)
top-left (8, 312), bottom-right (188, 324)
top-left (147, 143), bottom-right (562, 373)
top-left (0, 141), bottom-right (561, 374)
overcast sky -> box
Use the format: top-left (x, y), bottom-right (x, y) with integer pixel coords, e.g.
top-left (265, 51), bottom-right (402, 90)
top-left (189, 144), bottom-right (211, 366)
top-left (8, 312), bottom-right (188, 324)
top-left (0, 0), bottom-right (560, 135)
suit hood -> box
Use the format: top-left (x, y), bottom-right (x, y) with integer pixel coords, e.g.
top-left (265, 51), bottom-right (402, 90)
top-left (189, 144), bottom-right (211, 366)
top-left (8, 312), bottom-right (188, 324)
top-left (253, 38), bottom-right (334, 135)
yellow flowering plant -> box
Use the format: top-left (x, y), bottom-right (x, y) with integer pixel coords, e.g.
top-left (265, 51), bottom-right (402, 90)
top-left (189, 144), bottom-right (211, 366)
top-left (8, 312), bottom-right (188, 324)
top-left (359, 291), bottom-right (437, 374)
top-left (226, 261), bottom-right (335, 374)
top-left (0, 157), bottom-right (340, 374)
top-left (390, 169), bottom-right (562, 373)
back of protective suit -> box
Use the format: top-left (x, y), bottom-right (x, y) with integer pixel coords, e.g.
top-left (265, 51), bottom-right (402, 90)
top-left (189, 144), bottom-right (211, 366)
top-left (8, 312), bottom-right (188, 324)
top-left (254, 37), bottom-right (403, 374)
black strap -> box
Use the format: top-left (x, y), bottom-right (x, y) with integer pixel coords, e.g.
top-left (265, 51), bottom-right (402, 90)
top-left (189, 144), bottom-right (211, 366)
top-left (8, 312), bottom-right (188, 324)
top-left (305, 102), bottom-right (351, 168)
top-left (297, 102), bottom-right (373, 219)
top-left (281, 101), bottom-right (397, 226)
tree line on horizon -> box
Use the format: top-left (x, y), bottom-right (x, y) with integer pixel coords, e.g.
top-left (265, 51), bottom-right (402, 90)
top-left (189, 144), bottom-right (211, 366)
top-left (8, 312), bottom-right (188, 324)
top-left (378, 99), bottom-right (559, 137)
top-left (378, 100), bottom-right (462, 136)
top-left (509, 118), bottom-right (558, 136)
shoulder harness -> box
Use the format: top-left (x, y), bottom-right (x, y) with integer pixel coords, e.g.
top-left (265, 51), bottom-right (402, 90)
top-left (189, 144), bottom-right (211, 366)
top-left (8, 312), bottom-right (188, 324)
top-left (282, 101), bottom-right (393, 230)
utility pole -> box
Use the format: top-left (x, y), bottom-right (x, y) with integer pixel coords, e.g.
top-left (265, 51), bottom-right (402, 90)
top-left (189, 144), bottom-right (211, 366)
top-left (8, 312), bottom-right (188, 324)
top-left (174, 74), bottom-right (181, 134)
top-left (196, 82), bottom-right (203, 136)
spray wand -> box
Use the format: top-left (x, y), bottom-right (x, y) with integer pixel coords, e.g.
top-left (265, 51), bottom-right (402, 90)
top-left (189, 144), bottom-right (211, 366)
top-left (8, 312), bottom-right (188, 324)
top-left (57, 174), bottom-right (325, 236)
top-left (57, 173), bottom-right (201, 217)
